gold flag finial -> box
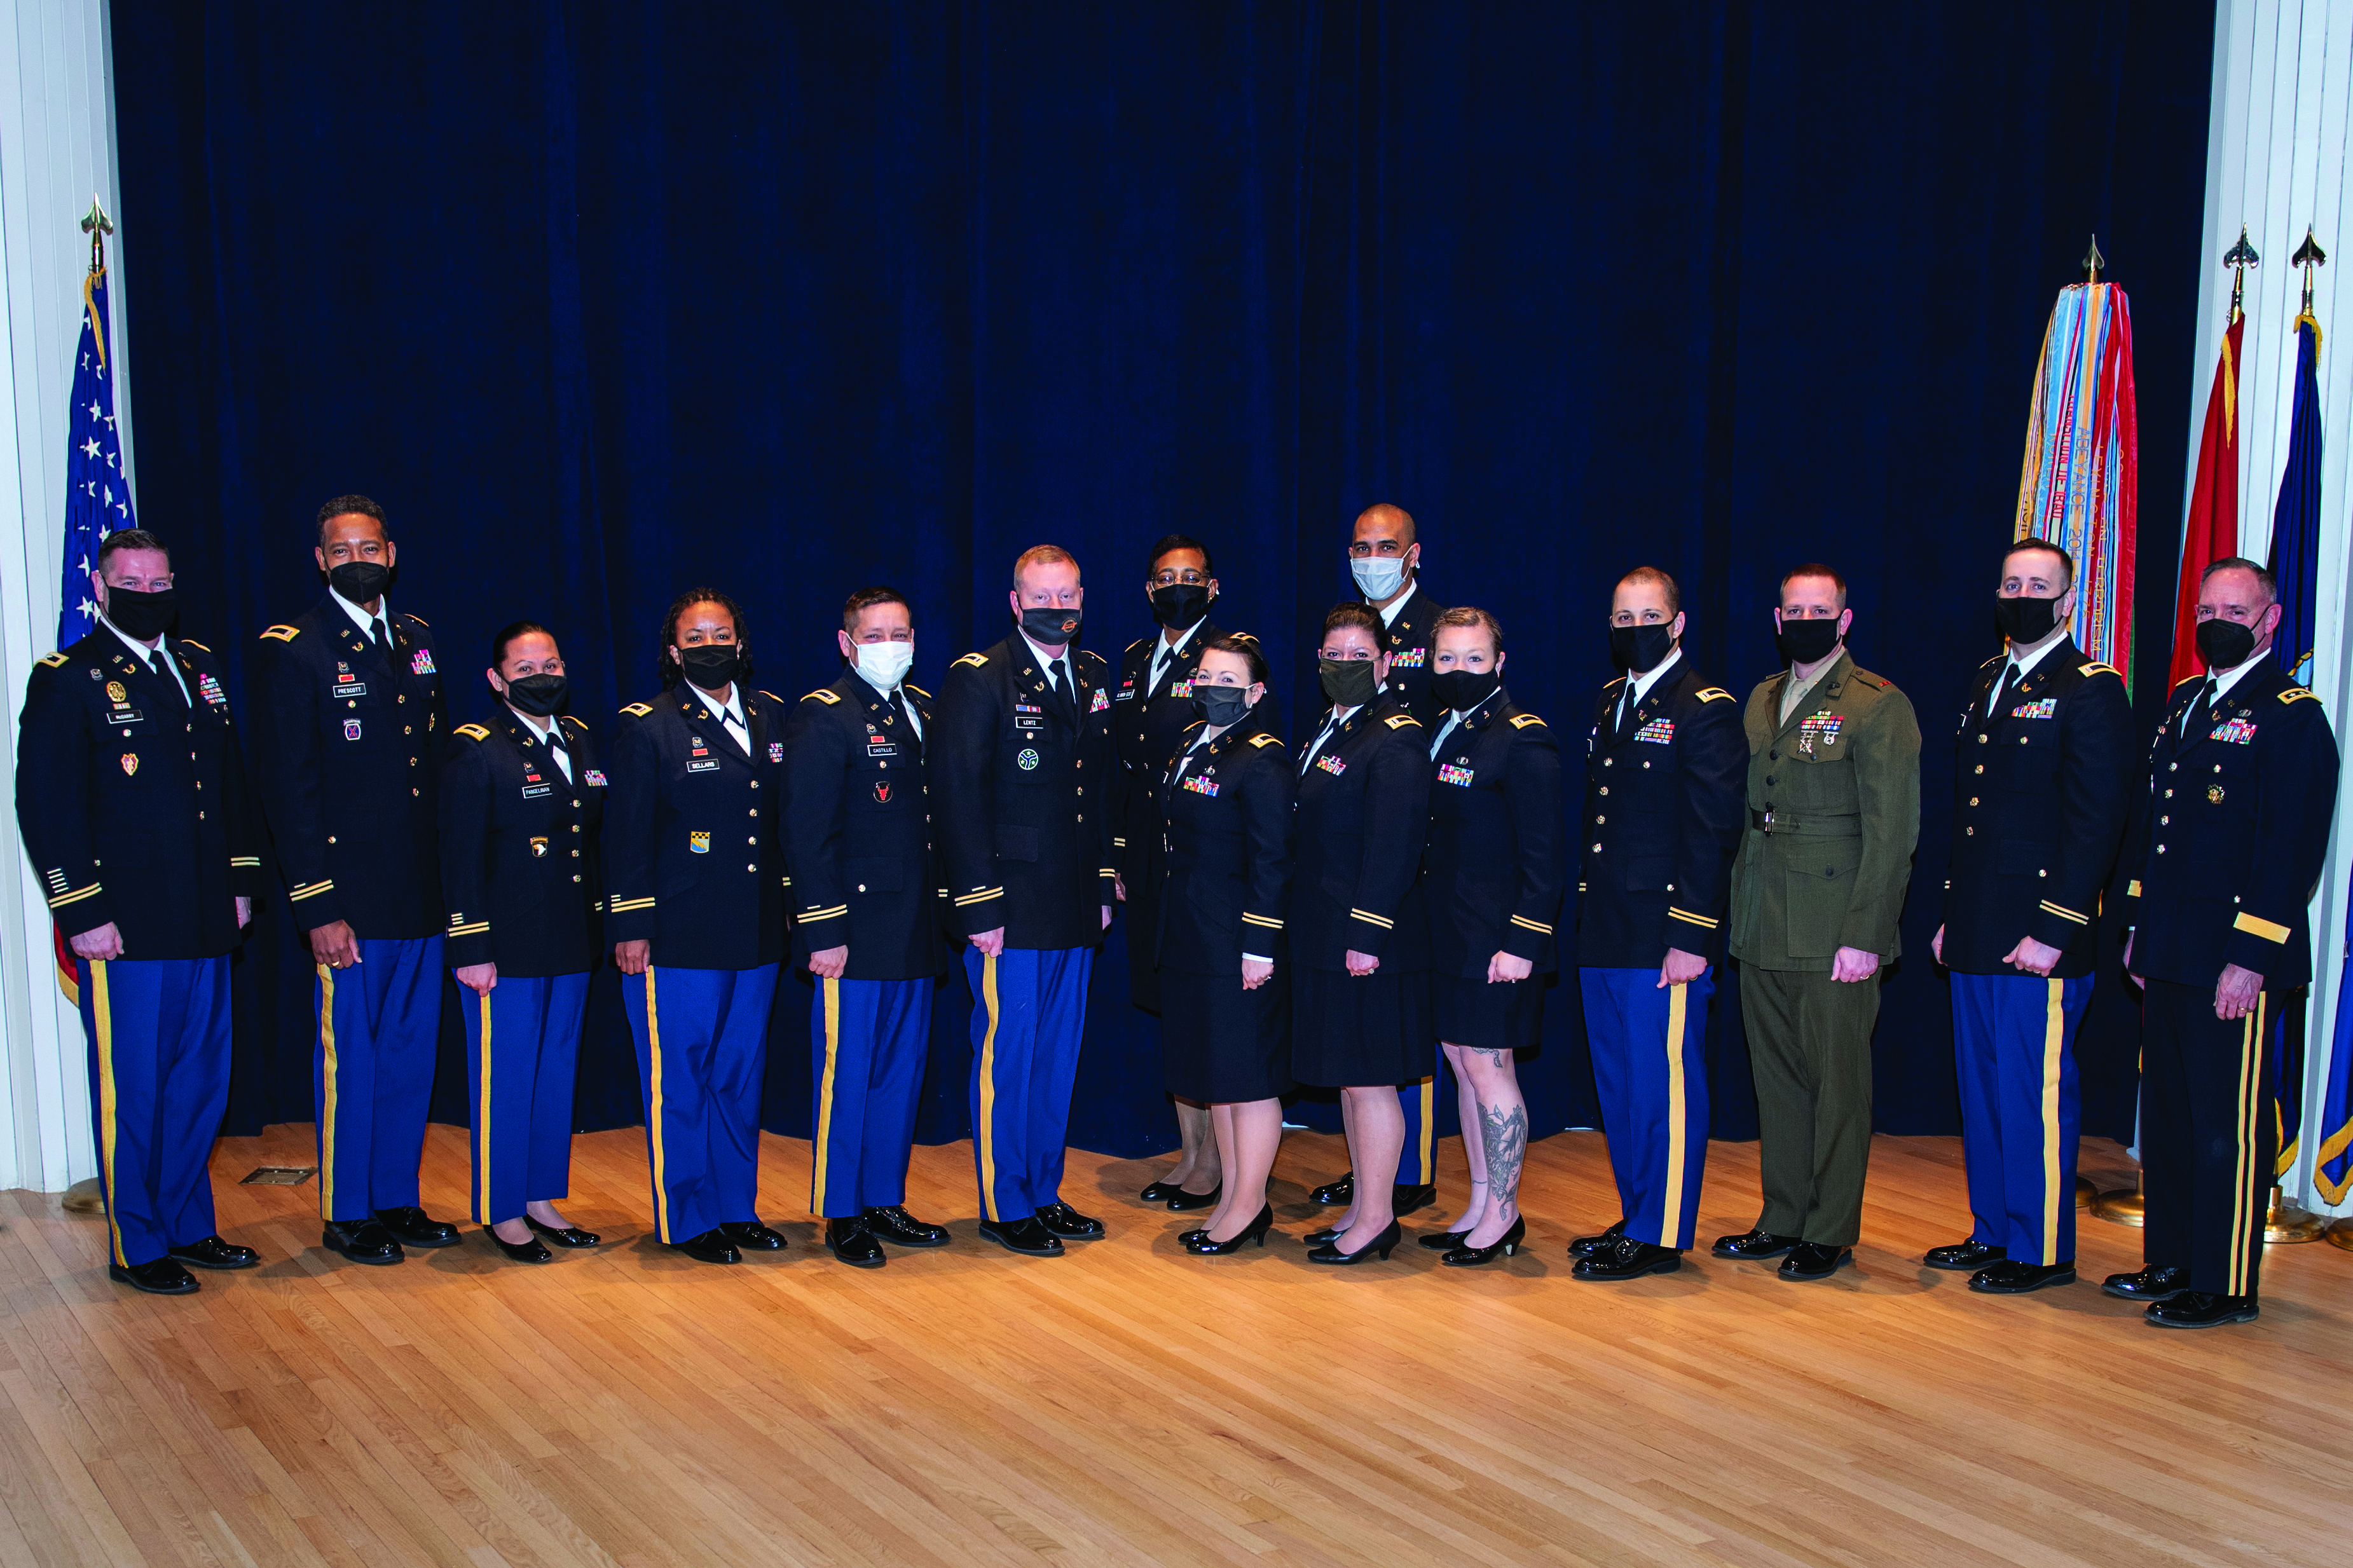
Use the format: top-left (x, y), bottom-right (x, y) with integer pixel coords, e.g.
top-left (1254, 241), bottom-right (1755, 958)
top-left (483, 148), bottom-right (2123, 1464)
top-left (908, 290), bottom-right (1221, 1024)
top-left (78, 196), bottom-right (113, 276)
top-left (2082, 234), bottom-right (2106, 284)
top-left (2223, 225), bottom-right (2260, 323)
top-left (2291, 226), bottom-right (2328, 316)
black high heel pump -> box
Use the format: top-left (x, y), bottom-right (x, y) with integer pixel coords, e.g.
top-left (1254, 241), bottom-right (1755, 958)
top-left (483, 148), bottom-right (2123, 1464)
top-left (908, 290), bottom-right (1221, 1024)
top-left (1306, 1218), bottom-right (1401, 1265)
top-left (1183, 1205), bottom-right (1273, 1255)
top-left (1441, 1215), bottom-right (1525, 1267)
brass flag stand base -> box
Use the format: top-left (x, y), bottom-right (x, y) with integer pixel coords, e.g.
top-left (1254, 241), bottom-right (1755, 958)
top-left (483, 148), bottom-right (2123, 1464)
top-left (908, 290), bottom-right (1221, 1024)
top-left (2326, 1217), bottom-right (2353, 1253)
top-left (2074, 1175), bottom-right (2096, 1209)
top-left (2092, 1173), bottom-right (2146, 1225)
top-left (2263, 1187), bottom-right (2327, 1244)
top-left (60, 1177), bottom-right (104, 1215)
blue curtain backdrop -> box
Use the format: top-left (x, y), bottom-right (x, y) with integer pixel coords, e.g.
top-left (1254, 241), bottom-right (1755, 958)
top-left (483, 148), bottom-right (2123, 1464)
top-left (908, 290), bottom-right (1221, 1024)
top-left (109, 1), bottom-right (2212, 1158)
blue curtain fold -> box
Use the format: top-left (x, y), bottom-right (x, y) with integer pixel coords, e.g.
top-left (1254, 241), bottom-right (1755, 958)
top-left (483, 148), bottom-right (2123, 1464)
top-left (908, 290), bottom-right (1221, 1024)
top-left (109, 0), bottom-right (2212, 1156)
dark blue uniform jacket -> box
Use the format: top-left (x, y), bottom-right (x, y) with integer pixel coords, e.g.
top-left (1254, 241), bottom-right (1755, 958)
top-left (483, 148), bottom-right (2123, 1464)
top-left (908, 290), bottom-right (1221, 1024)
top-left (439, 709), bottom-right (606, 977)
top-left (781, 670), bottom-right (945, 981)
top-left (1154, 715), bottom-right (1292, 974)
top-left (17, 630), bottom-right (260, 958)
top-left (1368, 584), bottom-right (1446, 729)
top-left (1113, 620), bottom-right (1222, 895)
top-left (1423, 685), bottom-right (1565, 979)
top-left (1291, 695), bottom-right (1430, 971)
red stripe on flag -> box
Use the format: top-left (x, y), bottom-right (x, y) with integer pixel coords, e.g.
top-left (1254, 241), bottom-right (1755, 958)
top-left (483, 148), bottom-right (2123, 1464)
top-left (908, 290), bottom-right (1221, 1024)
top-left (2171, 317), bottom-right (2243, 690)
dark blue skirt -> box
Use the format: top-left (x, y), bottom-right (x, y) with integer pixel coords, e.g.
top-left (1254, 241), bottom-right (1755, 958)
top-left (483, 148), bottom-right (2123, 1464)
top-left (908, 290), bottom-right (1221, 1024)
top-left (1160, 964), bottom-right (1292, 1102)
top-left (1290, 964), bottom-right (1433, 1088)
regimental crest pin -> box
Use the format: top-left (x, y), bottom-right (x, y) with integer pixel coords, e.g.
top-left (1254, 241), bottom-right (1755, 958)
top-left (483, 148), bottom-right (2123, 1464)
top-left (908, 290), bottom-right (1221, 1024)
top-left (105, 680), bottom-right (126, 704)
top-left (689, 831), bottom-right (710, 854)
top-left (2208, 784), bottom-right (2226, 804)
top-left (343, 718), bottom-right (362, 742)
top-left (120, 752), bottom-right (137, 776)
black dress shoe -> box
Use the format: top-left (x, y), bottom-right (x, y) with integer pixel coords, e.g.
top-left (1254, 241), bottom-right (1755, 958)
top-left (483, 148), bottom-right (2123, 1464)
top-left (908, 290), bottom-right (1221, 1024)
top-left (1165, 1185), bottom-right (1221, 1213)
top-left (862, 1206), bottom-right (949, 1247)
top-left (1417, 1228), bottom-right (1468, 1251)
top-left (109, 1257), bottom-right (198, 1295)
top-left (524, 1217), bottom-right (601, 1248)
top-left (321, 1219), bottom-right (404, 1265)
top-left (2101, 1265), bottom-right (2190, 1302)
top-left (1923, 1239), bottom-right (2005, 1272)
top-left (1308, 1172), bottom-right (1355, 1206)
top-left (720, 1221), bottom-right (788, 1251)
top-left (1711, 1227), bottom-right (1801, 1260)
top-left (1036, 1202), bottom-right (1105, 1239)
top-left (1573, 1235), bottom-right (1683, 1281)
top-left (1968, 1258), bottom-right (2075, 1294)
top-left (1392, 1183), bottom-right (1437, 1216)
top-left (825, 1218), bottom-right (887, 1269)
top-left (669, 1228), bottom-right (742, 1265)
top-left (373, 1206), bottom-right (459, 1248)
top-left (483, 1227), bottom-right (552, 1264)
top-left (2146, 1290), bottom-right (2260, 1328)
top-left (1303, 1225), bottom-right (1341, 1247)
top-left (168, 1235), bottom-right (259, 1271)
top-left (1442, 1215), bottom-right (1526, 1268)
top-left (1139, 1182), bottom-right (1180, 1203)
top-left (1183, 1206), bottom-right (1274, 1255)
top-left (1778, 1243), bottom-right (1854, 1281)
top-left (977, 1217), bottom-right (1064, 1256)
top-left (1568, 1219), bottom-right (1626, 1258)
top-left (1307, 1218), bottom-right (1401, 1264)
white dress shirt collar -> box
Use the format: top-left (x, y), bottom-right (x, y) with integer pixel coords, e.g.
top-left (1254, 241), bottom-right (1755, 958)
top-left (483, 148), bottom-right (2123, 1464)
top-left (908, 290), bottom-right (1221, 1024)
top-left (331, 589), bottom-right (388, 637)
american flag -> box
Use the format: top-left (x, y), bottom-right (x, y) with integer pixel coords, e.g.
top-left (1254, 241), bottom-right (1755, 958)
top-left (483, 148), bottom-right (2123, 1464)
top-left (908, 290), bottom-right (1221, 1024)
top-left (58, 262), bottom-right (136, 647)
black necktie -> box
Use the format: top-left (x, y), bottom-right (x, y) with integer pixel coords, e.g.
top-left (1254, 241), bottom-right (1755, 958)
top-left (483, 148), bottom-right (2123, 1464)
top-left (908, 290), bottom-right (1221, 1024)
top-left (2184, 677), bottom-right (2218, 742)
top-left (892, 689), bottom-right (920, 749)
top-left (369, 615), bottom-right (391, 655)
top-left (1052, 658), bottom-right (1075, 715)
top-left (149, 649), bottom-right (186, 707)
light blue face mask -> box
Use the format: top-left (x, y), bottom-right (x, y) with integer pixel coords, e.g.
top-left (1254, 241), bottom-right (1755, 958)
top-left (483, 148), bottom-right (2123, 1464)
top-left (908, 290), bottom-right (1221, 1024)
top-left (1351, 553), bottom-right (1408, 599)
top-left (853, 639), bottom-right (914, 692)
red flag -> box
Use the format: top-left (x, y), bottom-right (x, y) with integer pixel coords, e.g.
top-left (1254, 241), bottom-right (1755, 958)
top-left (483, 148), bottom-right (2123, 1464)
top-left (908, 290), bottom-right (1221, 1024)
top-left (2168, 317), bottom-right (2243, 689)
top-left (52, 922), bottom-right (79, 1006)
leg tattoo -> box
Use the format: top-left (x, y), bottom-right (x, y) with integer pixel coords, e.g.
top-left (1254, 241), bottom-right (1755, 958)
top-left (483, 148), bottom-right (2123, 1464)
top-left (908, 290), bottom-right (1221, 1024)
top-left (1480, 1101), bottom-right (1528, 1211)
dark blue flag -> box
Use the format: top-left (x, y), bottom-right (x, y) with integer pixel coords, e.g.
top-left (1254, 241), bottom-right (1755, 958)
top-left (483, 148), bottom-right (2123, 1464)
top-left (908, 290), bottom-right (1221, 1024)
top-left (2268, 314), bottom-right (2322, 685)
top-left (57, 265), bottom-right (137, 647)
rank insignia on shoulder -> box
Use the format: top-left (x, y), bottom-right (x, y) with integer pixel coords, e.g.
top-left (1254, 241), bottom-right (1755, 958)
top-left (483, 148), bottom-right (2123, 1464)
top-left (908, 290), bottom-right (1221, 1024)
top-left (805, 688), bottom-right (841, 704)
top-left (2079, 662), bottom-right (2122, 679)
top-left (1695, 688), bottom-right (1735, 703)
top-left (953, 652), bottom-right (989, 668)
top-left (620, 702), bottom-right (654, 718)
top-left (261, 625), bottom-right (300, 643)
top-left (36, 651), bottom-right (65, 668)
top-left (1248, 732), bottom-right (1283, 748)
top-left (2281, 687), bottom-right (2322, 704)
top-left (454, 723), bottom-right (491, 740)
top-left (1383, 713), bottom-right (1420, 728)
top-left (1509, 713), bottom-right (1547, 729)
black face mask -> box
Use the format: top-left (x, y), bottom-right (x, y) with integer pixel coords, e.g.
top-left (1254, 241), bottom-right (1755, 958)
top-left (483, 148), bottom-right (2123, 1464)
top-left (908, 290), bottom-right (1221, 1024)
top-left (1608, 623), bottom-right (1675, 673)
top-left (1191, 685), bottom-right (1252, 727)
top-left (1993, 594), bottom-right (2061, 644)
top-left (1319, 657), bottom-right (1378, 709)
top-left (2195, 617), bottom-right (2258, 670)
top-left (1149, 583), bottom-right (1211, 630)
top-left (504, 672), bottom-right (569, 716)
top-left (1430, 668), bottom-right (1500, 713)
top-left (104, 586), bottom-right (177, 642)
top-left (1020, 604), bottom-right (1083, 644)
top-left (328, 561), bottom-right (391, 605)
top-left (680, 643), bottom-right (742, 690)
top-left (1776, 617), bottom-right (1841, 666)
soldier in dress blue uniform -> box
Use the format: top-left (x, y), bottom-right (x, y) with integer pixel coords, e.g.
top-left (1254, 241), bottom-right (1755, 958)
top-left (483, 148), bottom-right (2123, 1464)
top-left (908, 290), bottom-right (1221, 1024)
top-left (251, 495), bottom-right (458, 1265)
top-left (1420, 606), bottom-right (1565, 1267)
top-left (2109, 557), bottom-right (2338, 1329)
top-left (605, 589), bottom-right (792, 1267)
top-left (783, 586), bottom-right (953, 1269)
top-left (1312, 502), bottom-right (1450, 1218)
top-left (1115, 534), bottom-right (1226, 1209)
top-left (1926, 540), bottom-right (2132, 1295)
top-left (1154, 634), bottom-right (1294, 1255)
top-left (440, 622), bottom-right (607, 1265)
top-left (1569, 568), bottom-right (1746, 1281)
top-left (16, 529), bottom-right (263, 1294)
top-left (934, 544), bottom-right (1117, 1257)
top-left (1287, 604), bottom-right (1434, 1265)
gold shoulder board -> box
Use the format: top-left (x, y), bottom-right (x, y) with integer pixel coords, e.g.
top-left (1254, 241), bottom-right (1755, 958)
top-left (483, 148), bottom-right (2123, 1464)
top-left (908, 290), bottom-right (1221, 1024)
top-left (903, 682), bottom-right (932, 700)
top-left (404, 613), bottom-right (430, 628)
top-left (1509, 713), bottom-right (1547, 729)
top-left (1383, 713), bottom-right (1421, 728)
top-left (2171, 674), bottom-right (2205, 692)
top-left (36, 651), bottom-right (66, 668)
top-left (2281, 687), bottom-right (2322, 705)
top-left (620, 701), bottom-right (654, 718)
top-left (1979, 653), bottom-right (2006, 669)
top-left (1125, 637), bottom-right (1148, 653)
top-left (953, 652), bottom-right (989, 669)
top-left (179, 638), bottom-right (211, 653)
top-left (454, 723), bottom-right (491, 740)
top-left (804, 688), bottom-right (841, 704)
top-left (2079, 662), bottom-right (2122, 679)
top-left (1248, 733), bottom-right (1284, 749)
top-left (1695, 688), bottom-right (1735, 703)
top-left (260, 625), bottom-right (301, 643)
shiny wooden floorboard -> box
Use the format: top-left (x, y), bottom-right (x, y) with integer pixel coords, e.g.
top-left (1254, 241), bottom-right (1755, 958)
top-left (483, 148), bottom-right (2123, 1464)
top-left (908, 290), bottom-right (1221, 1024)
top-left (1, 1126), bottom-right (2346, 1567)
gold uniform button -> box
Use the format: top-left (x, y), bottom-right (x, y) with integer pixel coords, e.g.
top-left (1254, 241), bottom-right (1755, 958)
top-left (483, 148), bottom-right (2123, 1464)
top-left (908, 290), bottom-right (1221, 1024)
top-left (1968, 796), bottom-right (1977, 807)
top-left (750, 780), bottom-right (760, 789)
top-left (2157, 845), bottom-right (2167, 854)
top-left (572, 875), bottom-right (581, 883)
top-left (1595, 815), bottom-right (1606, 824)
top-left (399, 694), bottom-right (407, 704)
top-left (1966, 826), bottom-right (1974, 835)
top-left (404, 725), bottom-right (411, 734)
top-left (1603, 758), bottom-right (1614, 767)
top-left (857, 883), bottom-right (867, 893)
top-left (749, 836), bottom-right (758, 845)
top-left (2160, 815), bottom-right (2169, 825)
top-left (1592, 843), bottom-right (1603, 853)
top-left (1599, 786), bottom-right (1609, 796)
top-left (411, 787), bottom-right (420, 796)
top-left (747, 863), bottom-right (757, 872)
top-left (571, 849), bottom-right (580, 857)
top-left (571, 824), bottom-right (580, 833)
top-left (1977, 734), bottom-right (1987, 745)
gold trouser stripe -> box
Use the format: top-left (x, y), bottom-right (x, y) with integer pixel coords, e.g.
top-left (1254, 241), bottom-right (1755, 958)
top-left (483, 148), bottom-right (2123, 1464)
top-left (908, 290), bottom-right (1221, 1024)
top-left (977, 954), bottom-right (1002, 1222)
top-left (647, 966), bottom-right (672, 1243)
top-left (93, 961), bottom-right (126, 1267)
top-left (1417, 1077), bottom-right (1436, 1180)
top-left (475, 990), bottom-right (495, 1224)
top-left (318, 963), bottom-right (340, 1220)
top-left (813, 978), bottom-right (842, 1214)
top-left (1660, 982), bottom-right (1689, 1247)
top-left (2040, 978), bottom-right (2064, 1263)
top-left (2228, 995), bottom-right (2263, 1295)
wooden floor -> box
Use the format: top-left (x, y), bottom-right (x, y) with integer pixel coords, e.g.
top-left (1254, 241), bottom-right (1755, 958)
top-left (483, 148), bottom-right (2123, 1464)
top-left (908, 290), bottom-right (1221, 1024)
top-left (2, 1126), bottom-right (2348, 1568)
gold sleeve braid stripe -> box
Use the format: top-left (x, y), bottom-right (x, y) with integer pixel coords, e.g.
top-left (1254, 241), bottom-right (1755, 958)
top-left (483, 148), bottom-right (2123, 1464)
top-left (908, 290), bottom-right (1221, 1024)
top-left (289, 880), bottom-right (334, 902)
top-left (1240, 913), bottom-right (1284, 929)
top-left (2039, 900), bottom-right (2090, 926)
top-left (230, 856), bottom-right (261, 868)
top-left (799, 904), bottom-right (848, 922)
top-left (1348, 908), bottom-right (1395, 929)
top-left (2126, 880), bottom-right (2143, 898)
top-left (1666, 907), bottom-right (1719, 929)
top-left (1510, 914), bottom-right (1553, 934)
top-left (2234, 911), bottom-right (2291, 943)
top-left (608, 895), bottom-right (656, 913)
top-left (954, 887), bottom-right (1005, 908)
top-left (48, 883), bottom-right (101, 909)
top-left (447, 921), bottom-right (489, 937)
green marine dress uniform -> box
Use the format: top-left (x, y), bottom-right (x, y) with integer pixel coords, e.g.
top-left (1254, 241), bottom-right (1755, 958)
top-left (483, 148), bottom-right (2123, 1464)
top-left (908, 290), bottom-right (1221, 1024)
top-left (1728, 651), bottom-right (1920, 1250)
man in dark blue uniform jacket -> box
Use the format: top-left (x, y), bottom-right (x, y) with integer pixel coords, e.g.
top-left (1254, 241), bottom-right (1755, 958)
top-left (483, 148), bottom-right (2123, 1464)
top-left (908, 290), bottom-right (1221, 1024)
top-left (1570, 568), bottom-right (1746, 1281)
top-left (17, 529), bottom-right (263, 1294)
top-left (935, 544), bottom-right (1117, 1256)
top-left (250, 495), bottom-right (456, 1265)
top-left (1928, 540), bottom-right (2132, 1295)
top-left (783, 586), bottom-right (952, 1268)
top-left (2111, 557), bottom-right (2338, 1329)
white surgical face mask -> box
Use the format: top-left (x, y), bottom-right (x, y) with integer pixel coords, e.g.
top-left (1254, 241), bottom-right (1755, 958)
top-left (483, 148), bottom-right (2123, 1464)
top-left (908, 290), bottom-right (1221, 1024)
top-left (1351, 554), bottom-right (1408, 599)
top-left (853, 640), bottom-right (914, 692)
